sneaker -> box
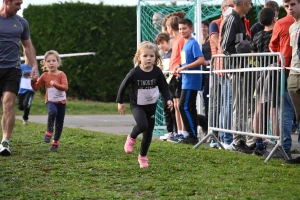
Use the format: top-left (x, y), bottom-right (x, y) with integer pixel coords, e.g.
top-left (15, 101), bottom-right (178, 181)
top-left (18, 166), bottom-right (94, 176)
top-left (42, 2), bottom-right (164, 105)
top-left (167, 134), bottom-right (185, 143)
top-left (0, 141), bottom-right (11, 156)
top-left (23, 120), bottom-right (28, 125)
top-left (159, 132), bottom-right (174, 141)
top-left (138, 155), bottom-right (149, 168)
top-left (223, 142), bottom-right (234, 151)
top-left (44, 131), bottom-right (53, 143)
top-left (209, 140), bottom-right (218, 148)
top-left (50, 141), bottom-right (59, 151)
top-left (263, 149), bottom-right (292, 160)
top-left (180, 136), bottom-right (199, 145)
top-left (124, 134), bottom-right (136, 154)
top-left (263, 139), bottom-right (276, 147)
top-left (232, 140), bottom-right (253, 154)
top-left (285, 156), bottom-right (300, 164)
top-left (253, 148), bottom-right (268, 156)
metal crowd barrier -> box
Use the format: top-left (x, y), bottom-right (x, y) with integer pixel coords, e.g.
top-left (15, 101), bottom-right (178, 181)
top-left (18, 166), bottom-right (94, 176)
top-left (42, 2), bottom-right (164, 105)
top-left (192, 52), bottom-right (288, 162)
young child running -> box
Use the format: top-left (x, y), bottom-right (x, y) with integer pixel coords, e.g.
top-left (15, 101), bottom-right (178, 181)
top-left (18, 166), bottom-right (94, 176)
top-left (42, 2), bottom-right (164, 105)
top-left (18, 54), bottom-right (40, 125)
top-left (116, 41), bottom-right (173, 168)
top-left (31, 50), bottom-right (68, 151)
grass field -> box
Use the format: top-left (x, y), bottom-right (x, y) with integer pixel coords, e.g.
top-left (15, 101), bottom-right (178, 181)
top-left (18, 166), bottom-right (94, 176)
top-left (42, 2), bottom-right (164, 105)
top-left (1, 120), bottom-right (300, 199)
top-left (9, 92), bottom-right (123, 115)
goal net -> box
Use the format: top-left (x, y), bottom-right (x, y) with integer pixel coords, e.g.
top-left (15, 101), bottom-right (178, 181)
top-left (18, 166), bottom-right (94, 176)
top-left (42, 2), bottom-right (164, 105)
top-left (137, 0), bottom-right (221, 135)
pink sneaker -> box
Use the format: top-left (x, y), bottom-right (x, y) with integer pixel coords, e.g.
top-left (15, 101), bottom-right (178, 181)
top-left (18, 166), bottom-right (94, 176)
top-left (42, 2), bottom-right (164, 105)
top-left (124, 135), bottom-right (136, 154)
top-left (138, 155), bottom-right (149, 168)
top-left (44, 131), bottom-right (53, 143)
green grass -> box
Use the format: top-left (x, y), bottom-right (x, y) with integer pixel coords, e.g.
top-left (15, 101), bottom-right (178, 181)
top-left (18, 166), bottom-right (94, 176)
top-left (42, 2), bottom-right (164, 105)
top-left (1, 120), bottom-right (300, 199)
top-left (11, 93), bottom-right (126, 115)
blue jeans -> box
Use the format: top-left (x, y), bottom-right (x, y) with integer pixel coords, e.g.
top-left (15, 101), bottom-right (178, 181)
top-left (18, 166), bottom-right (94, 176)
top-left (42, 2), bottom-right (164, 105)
top-left (279, 90), bottom-right (293, 152)
top-left (218, 76), bottom-right (233, 145)
top-left (46, 102), bottom-right (66, 142)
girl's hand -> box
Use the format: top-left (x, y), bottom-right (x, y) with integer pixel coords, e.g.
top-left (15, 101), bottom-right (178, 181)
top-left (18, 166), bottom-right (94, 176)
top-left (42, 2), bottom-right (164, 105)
top-left (118, 103), bottom-right (126, 115)
top-left (167, 100), bottom-right (173, 110)
top-left (50, 80), bottom-right (56, 86)
top-left (31, 71), bottom-right (39, 81)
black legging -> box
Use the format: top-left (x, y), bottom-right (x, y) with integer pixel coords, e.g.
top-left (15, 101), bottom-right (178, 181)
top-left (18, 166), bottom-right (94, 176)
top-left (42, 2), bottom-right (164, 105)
top-left (130, 106), bottom-right (155, 156)
top-left (17, 91), bottom-right (34, 121)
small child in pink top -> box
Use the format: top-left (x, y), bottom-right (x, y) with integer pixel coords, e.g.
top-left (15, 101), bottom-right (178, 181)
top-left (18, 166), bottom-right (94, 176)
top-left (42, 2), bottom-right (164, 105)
top-left (31, 50), bottom-right (68, 151)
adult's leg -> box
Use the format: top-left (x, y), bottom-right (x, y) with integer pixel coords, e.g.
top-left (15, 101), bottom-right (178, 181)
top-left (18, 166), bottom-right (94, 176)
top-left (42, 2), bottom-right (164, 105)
top-left (1, 91), bottom-right (17, 140)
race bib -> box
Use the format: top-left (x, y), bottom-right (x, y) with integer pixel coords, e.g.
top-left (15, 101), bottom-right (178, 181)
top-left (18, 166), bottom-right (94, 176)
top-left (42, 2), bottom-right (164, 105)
top-left (48, 87), bottom-right (66, 102)
top-left (162, 58), bottom-right (170, 70)
top-left (20, 78), bottom-right (33, 90)
top-left (180, 51), bottom-right (186, 65)
top-left (137, 86), bottom-right (159, 105)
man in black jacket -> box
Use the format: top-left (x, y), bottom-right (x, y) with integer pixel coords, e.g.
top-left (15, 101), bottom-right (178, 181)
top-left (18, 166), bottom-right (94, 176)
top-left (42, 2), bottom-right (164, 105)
top-left (220, 0), bottom-right (254, 153)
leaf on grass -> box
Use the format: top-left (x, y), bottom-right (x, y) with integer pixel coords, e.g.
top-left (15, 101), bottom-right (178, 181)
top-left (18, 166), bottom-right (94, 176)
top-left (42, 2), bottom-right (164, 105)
top-left (43, 168), bottom-right (50, 172)
top-left (54, 192), bottom-right (57, 196)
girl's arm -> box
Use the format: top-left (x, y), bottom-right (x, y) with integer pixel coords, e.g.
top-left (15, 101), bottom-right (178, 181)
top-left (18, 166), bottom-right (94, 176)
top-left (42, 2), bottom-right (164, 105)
top-left (31, 73), bottom-right (45, 91)
top-left (52, 72), bottom-right (68, 91)
top-left (116, 70), bottom-right (134, 104)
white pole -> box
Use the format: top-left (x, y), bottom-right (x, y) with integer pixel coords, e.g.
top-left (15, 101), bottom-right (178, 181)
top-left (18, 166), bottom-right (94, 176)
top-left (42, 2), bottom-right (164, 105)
top-left (137, 0), bottom-right (141, 48)
top-left (196, 0), bottom-right (204, 115)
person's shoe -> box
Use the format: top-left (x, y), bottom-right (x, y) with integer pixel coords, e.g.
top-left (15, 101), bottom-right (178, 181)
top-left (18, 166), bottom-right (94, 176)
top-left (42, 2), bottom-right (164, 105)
top-left (253, 148), bottom-right (268, 156)
top-left (167, 134), bottom-right (185, 143)
top-left (50, 141), bottom-right (59, 151)
top-left (138, 155), bottom-right (149, 168)
top-left (223, 142), bottom-right (234, 151)
top-left (124, 134), bottom-right (136, 154)
top-left (159, 132), bottom-right (174, 141)
top-left (180, 136), bottom-right (199, 145)
top-left (286, 156), bottom-right (300, 164)
top-left (263, 139), bottom-right (276, 147)
top-left (209, 140), bottom-right (218, 148)
top-left (23, 120), bottom-right (28, 125)
top-left (44, 131), bottom-right (53, 143)
top-left (0, 141), bottom-right (11, 156)
top-left (232, 140), bottom-right (253, 154)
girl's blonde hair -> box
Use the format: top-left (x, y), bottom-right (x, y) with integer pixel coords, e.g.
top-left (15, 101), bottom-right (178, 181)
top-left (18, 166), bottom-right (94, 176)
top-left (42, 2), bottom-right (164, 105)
top-left (40, 50), bottom-right (62, 71)
top-left (133, 41), bottom-right (162, 67)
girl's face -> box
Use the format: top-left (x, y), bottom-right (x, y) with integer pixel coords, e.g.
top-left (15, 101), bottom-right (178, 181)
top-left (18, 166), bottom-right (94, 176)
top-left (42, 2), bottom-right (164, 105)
top-left (45, 54), bottom-right (60, 72)
top-left (202, 24), bottom-right (209, 36)
top-left (138, 48), bottom-right (156, 68)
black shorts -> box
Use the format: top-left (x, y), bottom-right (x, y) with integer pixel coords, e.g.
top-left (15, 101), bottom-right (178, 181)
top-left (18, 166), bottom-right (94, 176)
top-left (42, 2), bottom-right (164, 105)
top-left (0, 68), bottom-right (22, 97)
top-left (169, 76), bottom-right (182, 98)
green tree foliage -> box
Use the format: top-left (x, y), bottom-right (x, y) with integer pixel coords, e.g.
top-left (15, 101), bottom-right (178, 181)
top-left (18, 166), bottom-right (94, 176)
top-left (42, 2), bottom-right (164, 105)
top-left (24, 2), bottom-right (136, 101)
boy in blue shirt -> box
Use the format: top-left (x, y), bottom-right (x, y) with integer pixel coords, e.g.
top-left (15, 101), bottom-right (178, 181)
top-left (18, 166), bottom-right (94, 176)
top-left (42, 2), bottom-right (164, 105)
top-left (17, 55), bottom-right (39, 125)
top-left (175, 18), bottom-right (209, 144)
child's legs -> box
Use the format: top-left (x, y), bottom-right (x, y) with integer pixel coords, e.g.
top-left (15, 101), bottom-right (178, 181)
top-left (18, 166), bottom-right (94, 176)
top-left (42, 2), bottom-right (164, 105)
top-left (17, 94), bottom-right (25, 111)
top-left (46, 102), bottom-right (57, 133)
top-left (130, 106), bottom-right (148, 139)
top-left (179, 89), bottom-right (198, 137)
top-left (140, 109), bottom-right (156, 156)
top-left (23, 91), bottom-right (34, 121)
top-left (54, 104), bottom-right (66, 141)
top-left (174, 98), bottom-right (184, 131)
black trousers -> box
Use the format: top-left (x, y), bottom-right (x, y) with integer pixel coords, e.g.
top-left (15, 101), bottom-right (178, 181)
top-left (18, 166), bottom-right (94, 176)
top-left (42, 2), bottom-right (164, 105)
top-left (130, 106), bottom-right (155, 156)
top-left (161, 84), bottom-right (177, 133)
top-left (17, 91), bottom-right (34, 121)
top-left (179, 89), bottom-right (198, 137)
